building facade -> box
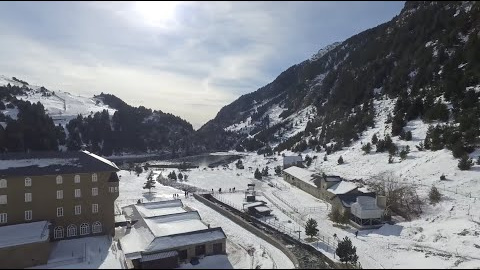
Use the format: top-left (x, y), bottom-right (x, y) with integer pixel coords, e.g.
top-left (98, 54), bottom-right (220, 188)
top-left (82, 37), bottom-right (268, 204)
top-left (0, 151), bottom-right (120, 241)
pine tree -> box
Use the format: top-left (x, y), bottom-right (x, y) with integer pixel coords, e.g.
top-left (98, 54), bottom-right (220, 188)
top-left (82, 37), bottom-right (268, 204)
top-left (388, 154), bottom-right (394, 164)
top-left (429, 186), bottom-right (441, 204)
top-left (305, 218), bottom-right (319, 239)
top-left (143, 171), bottom-right (156, 194)
top-left (254, 168), bottom-right (262, 180)
top-left (178, 172), bottom-right (183, 180)
top-left (361, 142), bottom-right (371, 154)
top-left (336, 237), bottom-right (359, 265)
top-left (371, 133), bottom-right (378, 145)
top-left (324, 154), bottom-right (328, 161)
top-left (458, 155), bottom-right (473, 170)
top-left (338, 156), bottom-right (344, 165)
top-left (405, 131), bottom-right (412, 141)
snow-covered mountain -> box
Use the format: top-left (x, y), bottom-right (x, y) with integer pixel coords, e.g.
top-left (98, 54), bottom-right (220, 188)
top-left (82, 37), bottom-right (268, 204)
top-left (199, 1), bottom-right (480, 157)
top-left (0, 75), bottom-right (116, 126)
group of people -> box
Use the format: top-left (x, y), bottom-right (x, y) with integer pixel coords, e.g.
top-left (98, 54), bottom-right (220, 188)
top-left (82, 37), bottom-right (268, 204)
top-left (172, 191), bottom-right (191, 199)
top-left (212, 187), bottom-right (236, 194)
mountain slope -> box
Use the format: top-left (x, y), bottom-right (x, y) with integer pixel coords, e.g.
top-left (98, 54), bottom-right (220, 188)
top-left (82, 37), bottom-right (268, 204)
top-left (200, 1), bottom-right (480, 158)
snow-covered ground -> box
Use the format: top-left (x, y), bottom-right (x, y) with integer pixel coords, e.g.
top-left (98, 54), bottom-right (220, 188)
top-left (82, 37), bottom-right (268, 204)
top-left (29, 236), bottom-right (122, 269)
top-left (115, 169), bottom-right (295, 269)
top-left (141, 97), bottom-right (480, 268)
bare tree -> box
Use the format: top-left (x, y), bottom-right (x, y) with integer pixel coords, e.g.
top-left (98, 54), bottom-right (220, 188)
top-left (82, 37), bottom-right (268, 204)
top-left (368, 172), bottom-right (424, 220)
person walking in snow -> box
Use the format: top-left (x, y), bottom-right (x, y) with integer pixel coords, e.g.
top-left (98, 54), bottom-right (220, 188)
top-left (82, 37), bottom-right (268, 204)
top-left (355, 231), bottom-right (358, 238)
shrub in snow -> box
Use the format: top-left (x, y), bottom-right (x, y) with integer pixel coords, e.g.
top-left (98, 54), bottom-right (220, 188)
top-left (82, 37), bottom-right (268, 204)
top-left (458, 155), bottom-right (473, 170)
top-left (429, 186), bottom-right (441, 205)
top-left (337, 156), bottom-right (344, 165)
top-left (361, 143), bottom-right (371, 154)
top-left (440, 174), bottom-right (446, 180)
top-left (323, 154), bottom-right (328, 161)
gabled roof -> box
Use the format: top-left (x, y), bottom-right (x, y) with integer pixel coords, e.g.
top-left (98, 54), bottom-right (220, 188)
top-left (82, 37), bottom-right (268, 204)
top-left (335, 192), bottom-right (376, 208)
top-left (0, 150), bottom-right (119, 177)
top-left (283, 166), bottom-right (317, 187)
top-left (327, 181), bottom-right (358, 195)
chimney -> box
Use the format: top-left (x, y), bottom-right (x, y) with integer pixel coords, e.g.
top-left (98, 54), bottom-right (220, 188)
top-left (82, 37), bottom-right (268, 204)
top-left (376, 195), bottom-right (387, 209)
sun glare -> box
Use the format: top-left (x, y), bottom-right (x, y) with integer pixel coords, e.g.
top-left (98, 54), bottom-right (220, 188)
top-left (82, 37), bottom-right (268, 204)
top-left (134, 1), bottom-right (181, 27)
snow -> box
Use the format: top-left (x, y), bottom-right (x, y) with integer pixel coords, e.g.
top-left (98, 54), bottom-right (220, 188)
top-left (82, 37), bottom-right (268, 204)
top-left (116, 169), bottom-right (295, 269)
top-left (1, 106), bottom-right (19, 120)
top-left (147, 230), bottom-right (226, 252)
top-left (0, 221), bottom-right (50, 248)
top-left (82, 151), bottom-right (119, 170)
top-left (178, 255), bottom-right (233, 269)
top-left (283, 166), bottom-right (317, 187)
top-left (135, 204), bottom-right (186, 218)
top-left (0, 158), bottom-right (79, 170)
top-left (30, 235), bottom-right (122, 269)
top-left (327, 181), bottom-right (358, 195)
top-left (144, 212), bottom-right (208, 238)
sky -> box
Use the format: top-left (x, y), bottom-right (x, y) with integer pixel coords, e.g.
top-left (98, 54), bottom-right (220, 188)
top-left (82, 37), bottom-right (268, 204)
top-left (0, 1), bottom-right (404, 129)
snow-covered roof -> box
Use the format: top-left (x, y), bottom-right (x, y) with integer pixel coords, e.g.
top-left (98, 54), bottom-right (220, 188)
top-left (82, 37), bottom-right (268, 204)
top-left (144, 212), bottom-right (208, 238)
top-left (351, 196), bottom-right (384, 219)
top-left (283, 166), bottom-right (316, 187)
top-left (140, 251), bottom-right (178, 262)
top-left (0, 221), bottom-right (50, 248)
top-left (253, 206), bottom-right (272, 213)
top-left (243, 201), bottom-right (266, 209)
top-left (115, 215), bottom-right (127, 223)
top-left (327, 181), bottom-right (358, 195)
top-left (134, 200), bottom-right (186, 218)
top-left (0, 150), bottom-right (119, 177)
top-left (146, 228), bottom-right (226, 252)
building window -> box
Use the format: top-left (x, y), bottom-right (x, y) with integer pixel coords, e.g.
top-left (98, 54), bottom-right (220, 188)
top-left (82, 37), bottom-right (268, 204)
top-left (56, 175), bottom-right (63, 184)
top-left (0, 195), bottom-right (6, 205)
top-left (25, 193), bottom-right (32, 202)
top-left (75, 205), bottom-right (81, 215)
top-left (57, 207), bottom-right (64, 217)
top-left (92, 221), bottom-right (102, 233)
top-left (109, 187), bottom-right (114, 193)
top-left (92, 187), bottom-right (98, 196)
top-left (195, 244), bottom-right (206, 256)
top-left (74, 175), bottom-right (80, 183)
top-left (92, 173), bottom-right (98, 182)
top-left (25, 210), bottom-right (32, 221)
top-left (75, 189), bottom-right (81, 198)
top-left (0, 213), bottom-right (6, 223)
top-left (25, 177), bottom-right (32, 187)
top-left (67, 224), bottom-right (77, 237)
top-left (114, 186), bottom-right (118, 192)
top-left (80, 223), bottom-right (89, 235)
top-left (179, 250), bottom-right (188, 260)
top-left (57, 190), bottom-right (63, 200)
top-left (0, 179), bottom-right (6, 188)
top-left (213, 243), bottom-right (223, 254)
top-left (92, 204), bottom-right (98, 214)
top-left (54, 226), bottom-right (64, 239)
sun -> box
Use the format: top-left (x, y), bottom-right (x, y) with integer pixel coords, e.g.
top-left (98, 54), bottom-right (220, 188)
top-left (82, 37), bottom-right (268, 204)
top-left (133, 1), bottom-right (181, 27)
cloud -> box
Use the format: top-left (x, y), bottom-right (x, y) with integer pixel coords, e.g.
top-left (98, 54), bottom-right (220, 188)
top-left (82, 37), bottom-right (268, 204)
top-left (0, 1), bottom-right (404, 129)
